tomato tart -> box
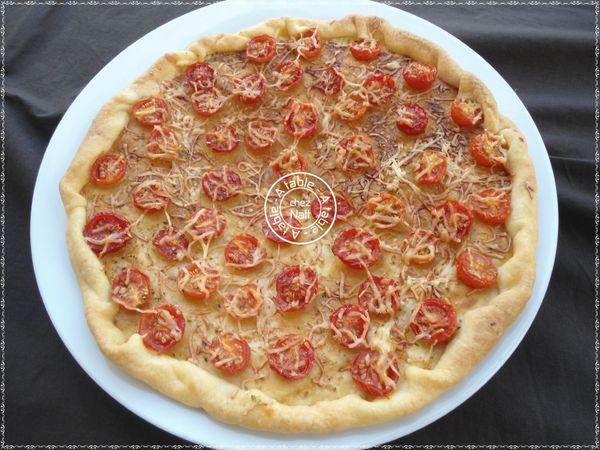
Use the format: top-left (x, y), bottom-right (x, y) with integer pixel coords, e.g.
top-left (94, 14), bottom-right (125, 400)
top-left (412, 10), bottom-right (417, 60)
top-left (60, 15), bottom-right (537, 432)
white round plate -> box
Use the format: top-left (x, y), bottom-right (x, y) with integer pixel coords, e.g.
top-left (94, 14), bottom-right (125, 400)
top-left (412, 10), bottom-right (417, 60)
top-left (30, 1), bottom-right (558, 448)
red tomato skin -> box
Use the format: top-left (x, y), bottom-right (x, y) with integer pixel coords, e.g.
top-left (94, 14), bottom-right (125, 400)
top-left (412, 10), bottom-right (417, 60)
top-left (283, 102), bottom-right (318, 139)
top-left (274, 265), bottom-right (318, 312)
top-left (132, 181), bottom-right (171, 212)
top-left (336, 91), bottom-right (369, 122)
top-left (224, 233), bottom-right (266, 270)
top-left (335, 135), bottom-right (376, 174)
top-left (271, 149), bottom-right (308, 178)
top-left (363, 73), bottom-right (397, 105)
top-left (268, 335), bottom-right (315, 380)
top-left (177, 262), bottom-right (220, 301)
top-left (313, 67), bottom-right (343, 95)
top-left (310, 193), bottom-right (353, 223)
top-left (246, 35), bottom-right (277, 64)
top-left (295, 29), bottom-right (322, 59)
top-left (332, 228), bottom-right (381, 269)
top-left (185, 62), bottom-right (215, 91)
top-left (456, 249), bottom-right (499, 289)
top-left (111, 268), bottom-right (151, 310)
top-left (245, 120), bottom-right (278, 151)
top-left (186, 208), bottom-right (226, 241)
top-left (139, 304), bottom-right (186, 353)
top-left (152, 227), bottom-right (189, 261)
top-left (351, 350), bottom-right (399, 397)
top-left (236, 74), bottom-right (265, 104)
top-left (132, 97), bottom-right (168, 126)
top-left (273, 61), bottom-right (304, 92)
top-left (201, 168), bottom-right (242, 201)
top-left (402, 62), bottom-right (438, 91)
top-left (409, 299), bottom-right (457, 343)
top-left (357, 275), bottom-right (401, 315)
top-left (83, 212), bottom-right (132, 256)
top-left (396, 102), bottom-right (429, 135)
top-left (210, 333), bottom-right (251, 375)
top-left (205, 124), bottom-right (240, 153)
top-left (469, 133), bottom-right (506, 168)
top-left (451, 98), bottom-right (483, 128)
top-left (350, 39), bottom-right (382, 61)
top-left (414, 151), bottom-right (447, 185)
top-left (90, 154), bottom-right (126, 186)
top-left (262, 214), bottom-right (302, 244)
top-left (433, 200), bottom-right (474, 243)
top-left (471, 189), bottom-right (511, 224)
top-left (329, 304), bottom-right (370, 349)
top-left (191, 89), bottom-right (225, 117)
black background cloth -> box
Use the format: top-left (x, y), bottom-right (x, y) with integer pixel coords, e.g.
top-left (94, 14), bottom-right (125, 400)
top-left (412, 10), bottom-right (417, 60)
top-left (3, 2), bottom-right (596, 447)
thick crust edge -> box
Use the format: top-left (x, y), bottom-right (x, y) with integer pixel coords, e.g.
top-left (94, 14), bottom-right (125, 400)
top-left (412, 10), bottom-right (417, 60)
top-left (59, 15), bottom-right (538, 433)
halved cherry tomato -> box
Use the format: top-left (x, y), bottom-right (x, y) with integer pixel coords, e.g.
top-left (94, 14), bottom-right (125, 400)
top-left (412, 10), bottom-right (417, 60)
top-left (335, 135), bottom-right (376, 173)
top-left (294, 29), bottom-right (322, 59)
top-left (132, 180), bottom-right (171, 212)
top-left (132, 97), bottom-right (168, 126)
top-left (334, 90), bottom-right (369, 122)
top-left (283, 101), bottom-right (318, 138)
top-left (205, 123), bottom-right (240, 153)
top-left (470, 188), bottom-right (511, 224)
top-left (246, 34), bottom-right (277, 64)
top-left (201, 167), bottom-right (242, 201)
top-left (456, 248), bottom-right (498, 289)
top-left (363, 73), bottom-right (396, 105)
top-left (272, 60), bottom-right (304, 91)
top-left (357, 275), bottom-right (401, 315)
top-left (409, 299), bottom-right (457, 343)
top-left (245, 119), bottom-right (278, 150)
top-left (111, 268), bottom-right (151, 310)
top-left (83, 212), bottom-right (131, 256)
top-left (396, 102), bottom-right (428, 135)
top-left (274, 265), bottom-right (318, 312)
top-left (139, 304), bottom-right (185, 353)
top-left (310, 193), bottom-right (354, 224)
top-left (185, 207), bottom-right (226, 242)
top-left (401, 229), bottom-right (438, 265)
top-left (263, 214), bottom-right (302, 244)
top-left (268, 335), bottom-right (315, 379)
top-left (329, 304), bottom-right (370, 349)
top-left (313, 66), bottom-right (344, 95)
top-left (90, 154), bottom-right (126, 186)
top-left (152, 226), bottom-right (189, 261)
top-left (469, 132), bottom-right (507, 168)
top-left (147, 126), bottom-right (180, 161)
top-left (209, 333), bottom-right (251, 375)
top-left (224, 233), bottom-right (267, 270)
top-left (233, 74), bottom-right (265, 104)
top-left (191, 89), bottom-right (226, 117)
top-left (333, 228), bottom-right (381, 269)
top-left (271, 148), bottom-right (308, 178)
top-left (364, 193), bottom-right (405, 229)
top-left (402, 61), bottom-right (437, 91)
top-left (350, 38), bottom-right (382, 62)
top-left (185, 62), bottom-right (215, 91)
top-left (451, 98), bottom-right (483, 128)
top-left (352, 350), bottom-right (400, 397)
top-left (432, 200), bottom-right (473, 243)
top-left (414, 150), bottom-right (447, 185)
top-left (177, 260), bottom-right (220, 301)
top-left (225, 283), bottom-right (264, 319)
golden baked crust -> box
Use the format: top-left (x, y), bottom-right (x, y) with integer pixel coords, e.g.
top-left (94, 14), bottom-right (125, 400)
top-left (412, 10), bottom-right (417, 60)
top-left (59, 15), bottom-right (537, 432)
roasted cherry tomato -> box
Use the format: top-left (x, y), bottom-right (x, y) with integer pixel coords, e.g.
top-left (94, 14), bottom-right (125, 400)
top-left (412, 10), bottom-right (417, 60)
top-left (271, 148), bottom-right (308, 178)
top-left (263, 214), bottom-right (302, 244)
top-left (451, 98), bottom-right (483, 128)
top-left (233, 74), bottom-right (265, 104)
top-left (329, 304), bottom-right (370, 349)
top-left (401, 229), bottom-right (438, 265)
top-left (335, 135), bottom-right (376, 173)
top-left (402, 61), bottom-right (437, 91)
top-left (202, 167), bottom-right (242, 201)
top-left (310, 193), bottom-right (354, 224)
top-left (132, 97), bottom-right (168, 126)
top-left (470, 188), bottom-right (511, 224)
top-left (333, 227), bottom-right (381, 269)
top-left (363, 73), bottom-right (396, 105)
top-left (272, 60), bottom-right (304, 92)
top-left (177, 261), bottom-right (220, 300)
top-left (132, 180), bottom-right (171, 212)
top-left (191, 89), bottom-right (226, 117)
top-left (413, 150), bottom-right (447, 185)
top-left (396, 102), bottom-right (428, 135)
top-left (432, 200), bottom-right (473, 243)
top-left (245, 119), bottom-right (278, 151)
top-left (147, 126), bottom-right (180, 161)
top-left (90, 154), bottom-right (126, 186)
top-left (313, 66), bottom-right (343, 95)
top-left (364, 193), bottom-right (405, 229)
top-left (352, 350), bottom-right (400, 397)
top-left (209, 333), bottom-right (251, 375)
top-left (357, 275), bottom-right (401, 315)
top-left (111, 268), bottom-right (151, 310)
top-left (225, 283), bottom-right (264, 319)
top-left (224, 233), bottom-right (267, 270)
top-left (334, 90), bottom-right (369, 122)
top-left (139, 304), bottom-right (185, 353)
top-left (469, 132), bottom-right (507, 168)
top-left (409, 299), bottom-right (457, 343)
top-left (83, 212), bottom-right (131, 257)
top-left (185, 207), bottom-right (226, 242)
top-left (274, 265), bottom-right (318, 312)
top-left (246, 34), bottom-right (277, 64)
top-left (268, 335), bottom-right (315, 380)
top-left (205, 123), bottom-right (240, 153)
top-left (350, 38), bottom-right (382, 61)
top-left (152, 226), bottom-right (189, 261)
top-left (185, 62), bottom-right (215, 91)
top-left (456, 248), bottom-right (499, 289)
top-left (294, 29), bottom-right (322, 59)
top-left (283, 101), bottom-right (318, 138)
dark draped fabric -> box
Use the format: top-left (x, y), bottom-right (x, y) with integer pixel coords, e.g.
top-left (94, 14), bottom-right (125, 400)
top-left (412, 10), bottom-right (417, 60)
top-left (4, 3), bottom-right (595, 447)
